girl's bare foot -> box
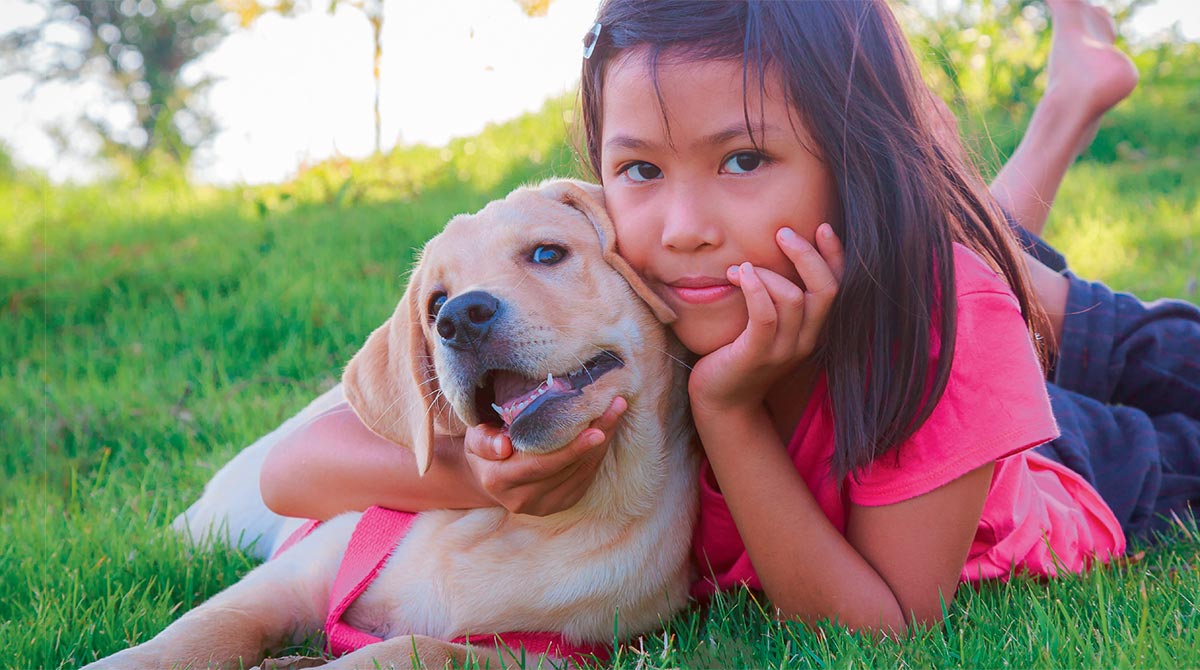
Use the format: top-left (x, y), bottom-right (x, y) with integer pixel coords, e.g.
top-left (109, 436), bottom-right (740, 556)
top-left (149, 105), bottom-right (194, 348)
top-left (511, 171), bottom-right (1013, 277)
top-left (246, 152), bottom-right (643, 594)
top-left (1044, 0), bottom-right (1140, 156)
top-left (989, 0), bottom-right (1140, 237)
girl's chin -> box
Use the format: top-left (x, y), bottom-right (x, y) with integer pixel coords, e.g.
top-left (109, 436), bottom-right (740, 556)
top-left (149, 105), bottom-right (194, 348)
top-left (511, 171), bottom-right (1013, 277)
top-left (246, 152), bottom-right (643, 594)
top-left (674, 324), bottom-right (741, 357)
top-left (671, 304), bottom-right (748, 356)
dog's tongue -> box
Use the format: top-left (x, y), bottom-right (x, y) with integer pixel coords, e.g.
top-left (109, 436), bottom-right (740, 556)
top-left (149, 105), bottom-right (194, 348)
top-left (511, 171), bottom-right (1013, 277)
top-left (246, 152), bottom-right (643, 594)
top-left (491, 371), bottom-right (572, 426)
top-left (493, 371), bottom-right (545, 407)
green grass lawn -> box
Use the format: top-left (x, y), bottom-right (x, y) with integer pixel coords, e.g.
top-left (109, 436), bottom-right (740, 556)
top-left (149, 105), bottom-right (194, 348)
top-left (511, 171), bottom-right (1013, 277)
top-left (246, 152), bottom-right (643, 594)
top-left (4, 98), bottom-right (1199, 668)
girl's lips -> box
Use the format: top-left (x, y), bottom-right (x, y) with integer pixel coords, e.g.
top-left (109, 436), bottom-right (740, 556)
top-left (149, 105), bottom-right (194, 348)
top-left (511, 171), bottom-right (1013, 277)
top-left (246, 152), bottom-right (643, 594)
top-left (667, 282), bottom-right (736, 305)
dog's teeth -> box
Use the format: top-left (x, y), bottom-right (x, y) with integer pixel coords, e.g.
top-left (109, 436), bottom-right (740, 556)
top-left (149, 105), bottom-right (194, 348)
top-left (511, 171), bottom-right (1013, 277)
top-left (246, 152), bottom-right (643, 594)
top-left (491, 403), bottom-right (503, 415)
top-left (547, 373), bottom-right (553, 387)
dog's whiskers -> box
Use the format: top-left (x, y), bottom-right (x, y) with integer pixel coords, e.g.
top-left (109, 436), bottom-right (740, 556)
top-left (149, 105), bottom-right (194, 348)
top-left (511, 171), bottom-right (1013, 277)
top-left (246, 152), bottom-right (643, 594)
top-left (378, 375), bottom-right (451, 438)
top-left (561, 350), bottom-right (596, 385)
top-left (511, 268), bottom-right (535, 292)
top-left (362, 360), bottom-right (443, 437)
top-left (386, 384), bottom-right (451, 439)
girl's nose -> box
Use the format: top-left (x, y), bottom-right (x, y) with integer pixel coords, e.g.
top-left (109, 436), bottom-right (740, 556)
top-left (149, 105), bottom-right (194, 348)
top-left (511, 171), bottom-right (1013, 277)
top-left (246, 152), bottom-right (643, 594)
top-left (660, 183), bottom-right (722, 251)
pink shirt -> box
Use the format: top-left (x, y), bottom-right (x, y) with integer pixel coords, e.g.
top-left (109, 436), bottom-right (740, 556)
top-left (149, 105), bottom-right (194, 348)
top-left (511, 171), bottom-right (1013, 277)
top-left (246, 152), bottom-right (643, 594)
top-left (693, 245), bottom-right (1125, 597)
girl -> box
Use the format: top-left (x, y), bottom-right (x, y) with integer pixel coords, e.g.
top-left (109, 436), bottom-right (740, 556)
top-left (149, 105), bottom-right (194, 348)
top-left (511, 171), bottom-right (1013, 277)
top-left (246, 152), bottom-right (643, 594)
top-left (260, 0), bottom-right (1200, 634)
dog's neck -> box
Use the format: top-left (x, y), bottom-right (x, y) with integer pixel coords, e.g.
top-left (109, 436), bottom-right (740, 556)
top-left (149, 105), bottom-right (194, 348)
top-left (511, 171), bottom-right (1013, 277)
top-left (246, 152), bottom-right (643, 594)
top-left (556, 337), bottom-right (697, 527)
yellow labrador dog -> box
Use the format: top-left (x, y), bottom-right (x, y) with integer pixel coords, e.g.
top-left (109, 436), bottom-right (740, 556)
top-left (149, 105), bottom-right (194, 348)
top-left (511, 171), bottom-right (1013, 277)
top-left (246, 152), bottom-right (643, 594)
top-left (85, 180), bottom-right (698, 670)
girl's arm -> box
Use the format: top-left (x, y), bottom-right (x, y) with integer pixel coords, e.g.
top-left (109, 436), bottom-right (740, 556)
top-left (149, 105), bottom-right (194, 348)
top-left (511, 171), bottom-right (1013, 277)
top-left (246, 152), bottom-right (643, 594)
top-left (259, 403), bottom-right (487, 520)
top-left (696, 405), bottom-right (992, 634)
top-left (260, 398), bottom-right (624, 520)
top-left (693, 226), bottom-right (990, 633)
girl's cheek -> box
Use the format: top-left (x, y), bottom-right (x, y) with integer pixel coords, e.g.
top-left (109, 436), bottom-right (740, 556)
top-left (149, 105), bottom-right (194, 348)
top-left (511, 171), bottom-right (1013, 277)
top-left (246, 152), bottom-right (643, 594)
top-left (610, 218), bottom-right (653, 267)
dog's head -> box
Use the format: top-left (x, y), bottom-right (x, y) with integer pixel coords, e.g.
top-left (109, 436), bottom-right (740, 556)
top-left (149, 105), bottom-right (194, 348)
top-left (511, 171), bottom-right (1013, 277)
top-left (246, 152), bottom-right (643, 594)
top-left (342, 179), bottom-right (676, 475)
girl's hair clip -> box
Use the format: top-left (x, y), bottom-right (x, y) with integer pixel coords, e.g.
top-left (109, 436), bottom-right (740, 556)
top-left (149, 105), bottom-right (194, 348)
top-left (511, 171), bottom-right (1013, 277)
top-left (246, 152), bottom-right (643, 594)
top-left (582, 22), bottom-right (602, 59)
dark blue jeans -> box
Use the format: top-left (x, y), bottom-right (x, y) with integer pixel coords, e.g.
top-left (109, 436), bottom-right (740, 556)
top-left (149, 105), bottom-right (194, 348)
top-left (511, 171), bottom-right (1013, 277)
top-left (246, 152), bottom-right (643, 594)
top-left (1015, 227), bottom-right (1200, 541)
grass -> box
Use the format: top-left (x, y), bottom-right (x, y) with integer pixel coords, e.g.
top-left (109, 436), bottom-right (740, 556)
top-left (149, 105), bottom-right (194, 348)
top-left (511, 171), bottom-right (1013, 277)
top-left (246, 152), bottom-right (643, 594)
top-left (4, 88), bottom-right (1199, 668)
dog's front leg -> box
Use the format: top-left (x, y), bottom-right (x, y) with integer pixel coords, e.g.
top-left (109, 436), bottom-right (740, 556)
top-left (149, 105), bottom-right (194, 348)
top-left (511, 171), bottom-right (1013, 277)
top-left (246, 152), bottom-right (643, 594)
top-left (83, 603), bottom-right (313, 670)
top-left (314, 636), bottom-right (561, 670)
top-left (82, 520), bottom-right (352, 670)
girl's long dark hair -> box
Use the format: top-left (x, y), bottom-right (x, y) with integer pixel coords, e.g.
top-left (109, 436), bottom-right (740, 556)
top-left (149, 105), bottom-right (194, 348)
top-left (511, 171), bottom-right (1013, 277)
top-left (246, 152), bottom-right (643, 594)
top-left (580, 0), bottom-right (1048, 480)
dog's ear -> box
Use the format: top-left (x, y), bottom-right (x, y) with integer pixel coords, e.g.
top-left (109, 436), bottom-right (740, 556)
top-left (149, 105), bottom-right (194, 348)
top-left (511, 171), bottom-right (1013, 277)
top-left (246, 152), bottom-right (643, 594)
top-left (542, 179), bottom-right (677, 324)
top-left (342, 264), bottom-right (438, 476)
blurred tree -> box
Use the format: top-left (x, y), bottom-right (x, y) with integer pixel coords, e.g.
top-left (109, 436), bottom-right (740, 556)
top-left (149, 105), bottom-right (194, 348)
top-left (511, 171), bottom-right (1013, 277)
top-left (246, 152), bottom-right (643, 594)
top-left (0, 0), bottom-right (230, 174)
top-left (229, 0), bottom-right (555, 155)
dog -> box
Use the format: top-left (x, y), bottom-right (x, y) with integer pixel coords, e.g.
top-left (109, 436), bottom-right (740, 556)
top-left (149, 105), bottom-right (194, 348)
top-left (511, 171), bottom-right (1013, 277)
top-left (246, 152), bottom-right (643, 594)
top-left (84, 180), bottom-right (699, 670)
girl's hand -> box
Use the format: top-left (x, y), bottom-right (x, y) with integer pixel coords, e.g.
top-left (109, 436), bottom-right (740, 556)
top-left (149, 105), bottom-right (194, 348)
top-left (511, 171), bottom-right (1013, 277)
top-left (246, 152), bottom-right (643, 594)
top-left (688, 224), bottom-right (845, 418)
top-left (463, 396), bottom-right (626, 516)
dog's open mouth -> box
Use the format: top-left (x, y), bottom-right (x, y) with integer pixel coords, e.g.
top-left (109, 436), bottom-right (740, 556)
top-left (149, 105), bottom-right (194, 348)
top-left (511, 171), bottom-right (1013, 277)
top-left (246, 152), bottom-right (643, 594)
top-left (475, 351), bottom-right (624, 429)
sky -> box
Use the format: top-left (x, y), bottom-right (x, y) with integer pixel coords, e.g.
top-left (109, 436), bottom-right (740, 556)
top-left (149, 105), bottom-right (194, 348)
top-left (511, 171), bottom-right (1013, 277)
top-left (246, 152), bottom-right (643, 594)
top-left (0, 0), bottom-right (1196, 185)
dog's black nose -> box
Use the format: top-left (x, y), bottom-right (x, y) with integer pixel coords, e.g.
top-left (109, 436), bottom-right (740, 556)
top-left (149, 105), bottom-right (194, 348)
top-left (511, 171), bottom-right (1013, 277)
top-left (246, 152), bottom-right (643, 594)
top-left (436, 291), bottom-right (501, 346)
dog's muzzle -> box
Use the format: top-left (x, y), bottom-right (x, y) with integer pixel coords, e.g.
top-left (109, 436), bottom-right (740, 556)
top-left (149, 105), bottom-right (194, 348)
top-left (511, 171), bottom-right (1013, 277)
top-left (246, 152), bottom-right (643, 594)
top-left (430, 290), bottom-right (627, 446)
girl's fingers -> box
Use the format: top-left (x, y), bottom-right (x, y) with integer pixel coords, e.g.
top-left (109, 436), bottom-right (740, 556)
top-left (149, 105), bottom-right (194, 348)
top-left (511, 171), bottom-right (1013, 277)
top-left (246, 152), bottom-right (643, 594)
top-left (777, 227), bottom-right (838, 299)
top-left (466, 423), bottom-right (514, 460)
top-left (745, 265), bottom-right (806, 334)
top-left (467, 396), bottom-right (622, 463)
top-left (593, 396), bottom-right (628, 433)
top-left (480, 440), bottom-right (580, 488)
top-left (749, 264), bottom-right (806, 305)
top-left (815, 223), bottom-right (846, 283)
top-left (550, 395), bottom-right (625, 465)
top-left (731, 262), bottom-right (779, 348)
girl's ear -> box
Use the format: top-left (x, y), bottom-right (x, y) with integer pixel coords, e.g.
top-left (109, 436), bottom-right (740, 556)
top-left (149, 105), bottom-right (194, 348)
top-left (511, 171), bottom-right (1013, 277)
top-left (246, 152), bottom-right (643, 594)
top-left (543, 178), bottom-right (678, 325)
top-left (342, 264), bottom-right (439, 476)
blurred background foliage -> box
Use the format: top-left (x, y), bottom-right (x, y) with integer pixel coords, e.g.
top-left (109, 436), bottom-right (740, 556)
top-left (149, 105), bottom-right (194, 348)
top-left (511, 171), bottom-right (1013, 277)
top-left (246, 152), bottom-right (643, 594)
top-left (0, 0), bottom-right (229, 175)
top-left (896, 0), bottom-right (1199, 170)
top-left (0, 0), bottom-right (1195, 194)
top-left (0, 0), bottom-right (1197, 291)
top-left (0, 0), bottom-right (569, 181)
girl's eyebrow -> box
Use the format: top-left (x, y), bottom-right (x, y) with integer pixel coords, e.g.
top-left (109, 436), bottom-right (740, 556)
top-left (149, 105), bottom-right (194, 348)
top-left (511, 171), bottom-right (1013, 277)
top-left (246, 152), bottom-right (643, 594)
top-left (604, 122), bottom-right (780, 154)
top-left (604, 134), bottom-right (657, 152)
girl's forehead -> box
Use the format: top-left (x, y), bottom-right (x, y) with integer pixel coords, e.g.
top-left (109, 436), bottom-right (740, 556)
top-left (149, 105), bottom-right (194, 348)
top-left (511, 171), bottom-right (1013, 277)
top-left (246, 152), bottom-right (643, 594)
top-left (600, 47), bottom-right (807, 145)
top-left (607, 47), bottom-right (742, 86)
top-left (603, 46), bottom-right (790, 107)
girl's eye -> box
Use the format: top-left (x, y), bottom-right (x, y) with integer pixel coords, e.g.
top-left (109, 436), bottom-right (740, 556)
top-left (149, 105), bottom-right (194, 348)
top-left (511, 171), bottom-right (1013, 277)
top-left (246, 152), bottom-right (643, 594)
top-left (722, 152), bottom-right (765, 174)
top-left (428, 292), bottom-right (447, 321)
top-left (623, 162), bottom-right (663, 182)
top-left (531, 245), bottom-right (567, 265)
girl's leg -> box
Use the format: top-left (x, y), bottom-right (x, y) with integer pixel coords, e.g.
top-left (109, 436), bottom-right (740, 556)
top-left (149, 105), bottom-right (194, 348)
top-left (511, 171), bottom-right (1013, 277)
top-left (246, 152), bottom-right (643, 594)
top-left (1054, 272), bottom-right (1200, 420)
top-left (1011, 222), bottom-right (1067, 273)
top-left (1036, 383), bottom-right (1200, 541)
top-left (1035, 275), bottom-right (1200, 542)
top-left (986, 2), bottom-right (1200, 541)
top-left (990, 0), bottom-right (1138, 237)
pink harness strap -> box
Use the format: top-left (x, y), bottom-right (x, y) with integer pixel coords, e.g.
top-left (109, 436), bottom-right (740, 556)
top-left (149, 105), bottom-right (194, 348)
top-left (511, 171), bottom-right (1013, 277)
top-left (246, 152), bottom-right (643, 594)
top-left (325, 506), bottom-right (417, 655)
top-left (272, 506), bottom-right (610, 665)
top-left (272, 519), bottom-right (321, 558)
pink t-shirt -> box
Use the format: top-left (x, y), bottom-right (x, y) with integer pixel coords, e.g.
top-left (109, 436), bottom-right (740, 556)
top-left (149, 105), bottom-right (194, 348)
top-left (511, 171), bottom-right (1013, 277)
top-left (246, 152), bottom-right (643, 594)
top-left (692, 244), bottom-right (1125, 597)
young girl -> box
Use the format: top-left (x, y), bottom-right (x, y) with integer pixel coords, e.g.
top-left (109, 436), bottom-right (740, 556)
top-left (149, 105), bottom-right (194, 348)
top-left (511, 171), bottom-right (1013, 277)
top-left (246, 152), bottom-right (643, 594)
top-left (259, 0), bottom-right (1200, 634)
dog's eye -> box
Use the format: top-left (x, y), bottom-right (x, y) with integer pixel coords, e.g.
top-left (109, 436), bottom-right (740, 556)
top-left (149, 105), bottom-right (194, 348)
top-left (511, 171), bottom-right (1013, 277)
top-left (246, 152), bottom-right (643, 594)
top-left (427, 292), bottom-right (447, 321)
top-left (531, 245), bottom-right (567, 266)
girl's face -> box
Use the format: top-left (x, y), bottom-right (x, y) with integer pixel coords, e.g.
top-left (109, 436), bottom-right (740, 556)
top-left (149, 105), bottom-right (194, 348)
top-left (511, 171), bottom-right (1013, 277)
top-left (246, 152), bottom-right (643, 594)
top-left (599, 49), bottom-right (837, 355)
